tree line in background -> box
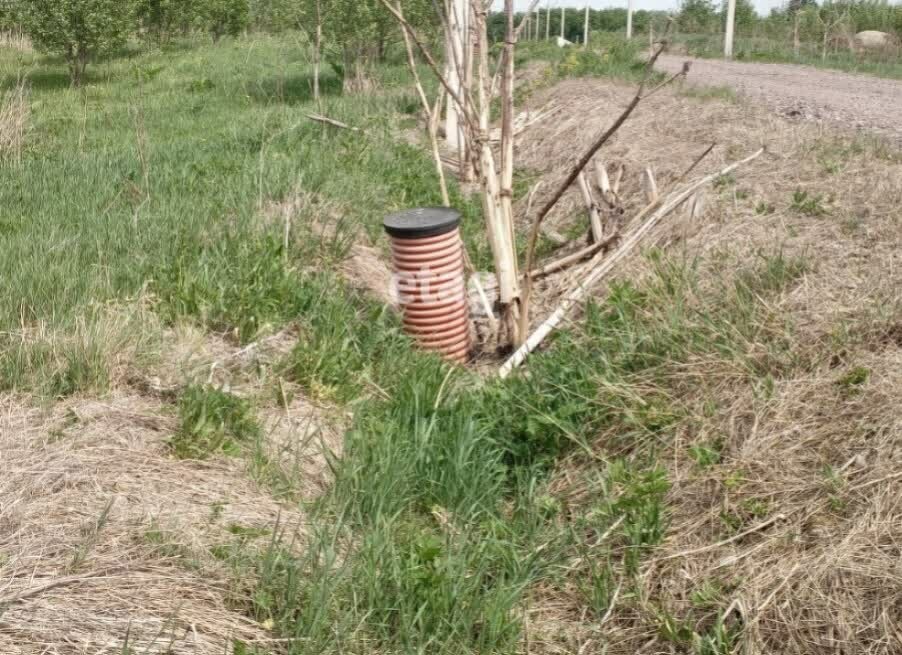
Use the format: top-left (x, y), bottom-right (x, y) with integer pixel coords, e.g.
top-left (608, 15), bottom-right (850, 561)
top-left (675, 0), bottom-right (902, 57)
top-left (487, 6), bottom-right (669, 42)
top-left (0, 0), bottom-right (441, 86)
top-left (0, 0), bottom-right (899, 87)
top-left (491, 0), bottom-right (901, 56)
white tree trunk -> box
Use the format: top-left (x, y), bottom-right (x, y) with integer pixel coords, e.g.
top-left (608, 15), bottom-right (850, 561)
top-left (476, 4), bottom-right (520, 342)
top-left (627, 0), bottom-right (634, 39)
top-left (724, 0), bottom-right (737, 58)
top-left (584, 4), bottom-right (590, 46)
top-left (560, 7), bottom-right (565, 39)
top-left (445, 0), bottom-right (468, 154)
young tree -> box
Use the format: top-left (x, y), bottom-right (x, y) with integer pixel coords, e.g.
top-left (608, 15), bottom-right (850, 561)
top-left (786, 0), bottom-right (816, 55)
top-left (196, 0), bottom-right (250, 42)
top-left (250, 0), bottom-right (301, 32)
top-left (22, 0), bottom-right (137, 86)
top-left (137, 0), bottom-right (193, 41)
top-left (815, 2), bottom-right (850, 59)
top-left (0, 0), bottom-right (23, 32)
top-left (722, 0), bottom-right (756, 33)
top-left (301, 0), bottom-right (434, 93)
top-left (678, 0), bottom-right (718, 33)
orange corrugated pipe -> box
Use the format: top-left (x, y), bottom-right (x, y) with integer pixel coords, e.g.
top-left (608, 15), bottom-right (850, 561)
top-left (384, 208), bottom-right (472, 364)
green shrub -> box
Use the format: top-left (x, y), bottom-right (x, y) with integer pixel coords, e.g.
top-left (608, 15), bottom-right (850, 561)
top-left (22, 0), bottom-right (137, 86)
top-left (197, 0), bottom-right (250, 42)
top-left (136, 0), bottom-right (191, 41)
top-left (555, 36), bottom-right (649, 82)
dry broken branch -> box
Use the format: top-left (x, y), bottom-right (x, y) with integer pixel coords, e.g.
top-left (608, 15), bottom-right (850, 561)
top-left (577, 172), bottom-right (604, 241)
top-left (528, 236), bottom-right (617, 280)
top-left (501, 147), bottom-right (764, 377)
top-left (518, 20), bottom-right (685, 341)
top-left (306, 114), bottom-right (363, 133)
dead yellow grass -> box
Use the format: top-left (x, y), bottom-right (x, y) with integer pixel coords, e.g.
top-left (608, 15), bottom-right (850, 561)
top-left (0, 32), bottom-right (32, 54)
top-left (0, 77), bottom-right (29, 164)
top-left (0, 315), bottom-right (340, 652)
top-left (516, 76), bottom-right (902, 653)
top-left (0, 394), bottom-right (296, 653)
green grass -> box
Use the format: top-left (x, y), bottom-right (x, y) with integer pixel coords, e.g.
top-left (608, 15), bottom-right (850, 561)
top-left (242, 247), bottom-right (811, 653)
top-left (0, 34), bottom-right (486, 392)
top-left (518, 33), bottom-right (661, 85)
top-left (172, 384), bottom-right (261, 458)
top-left (680, 84), bottom-right (737, 103)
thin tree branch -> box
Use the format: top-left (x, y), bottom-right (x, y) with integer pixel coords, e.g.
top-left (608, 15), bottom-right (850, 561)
top-left (519, 19), bottom-right (683, 339)
top-left (501, 147), bottom-right (764, 377)
top-left (675, 142), bottom-right (716, 186)
top-left (376, 0), bottom-right (476, 131)
top-left (396, 1), bottom-right (450, 206)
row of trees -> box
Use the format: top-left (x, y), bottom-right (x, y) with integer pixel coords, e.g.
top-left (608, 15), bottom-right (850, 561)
top-left (490, 0), bottom-right (901, 48)
top-left (1, 0), bottom-right (253, 85)
top-left (0, 0), bottom-right (441, 87)
top-left (487, 7), bottom-right (671, 43)
top-left (677, 0), bottom-right (902, 59)
top-left (678, 0), bottom-right (901, 36)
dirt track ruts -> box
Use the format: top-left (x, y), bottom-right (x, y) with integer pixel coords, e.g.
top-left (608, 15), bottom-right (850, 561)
top-left (656, 54), bottom-right (902, 143)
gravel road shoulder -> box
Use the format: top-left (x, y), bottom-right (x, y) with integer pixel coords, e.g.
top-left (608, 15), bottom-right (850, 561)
top-left (656, 54), bottom-right (902, 144)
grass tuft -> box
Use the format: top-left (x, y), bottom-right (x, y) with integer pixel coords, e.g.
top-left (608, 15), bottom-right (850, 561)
top-left (171, 384), bottom-right (261, 459)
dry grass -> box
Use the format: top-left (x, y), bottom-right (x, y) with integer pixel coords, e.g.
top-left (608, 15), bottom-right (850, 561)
top-left (0, 31), bottom-right (32, 54)
top-left (261, 189), bottom-right (396, 306)
top-left (515, 76), bottom-right (902, 653)
top-left (0, 77), bottom-right (29, 164)
top-left (0, 393), bottom-right (301, 653)
top-left (0, 307), bottom-right (340, 652)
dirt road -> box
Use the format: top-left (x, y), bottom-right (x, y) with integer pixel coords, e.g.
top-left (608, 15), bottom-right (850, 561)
top-left (656, 54), bottom-right (902, 143)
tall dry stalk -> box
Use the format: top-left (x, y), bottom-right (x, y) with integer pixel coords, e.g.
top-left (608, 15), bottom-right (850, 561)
top-left (497, 0), bottom-right (522, 342)
top-left (396, 2), bottom-right (449, 206)
top-left (0, 78), bottom-right (30, 165)
top-left (444, 0), bottom-right (468, 168)
top-left (473, 3), bottom-right (519, 343)
top-left (313, 0), bottom-right (322, 103)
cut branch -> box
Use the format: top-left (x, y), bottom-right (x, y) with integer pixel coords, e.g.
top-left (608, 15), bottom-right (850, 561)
top-left (643, 167), bottom-right (658, 203)
top-left (501, 148), bottom-right (764, 377)
top-left (528, 236), bottom-right (617, 280)
top-left (306, 114), bottom-right (364, 132)
top-left (577, 172), bottom-right (604, 241)
top-left (519, 21), bottom-right (683, 339)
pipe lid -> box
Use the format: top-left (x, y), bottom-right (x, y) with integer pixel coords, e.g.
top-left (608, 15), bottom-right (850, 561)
top-left (383, 207), bottom-right (461, 240)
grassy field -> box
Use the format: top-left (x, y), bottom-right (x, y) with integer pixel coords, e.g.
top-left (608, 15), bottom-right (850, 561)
top-left (2, 30), bottom-right (902, 655)
top-left (0, 32), bottom-right (677, 653)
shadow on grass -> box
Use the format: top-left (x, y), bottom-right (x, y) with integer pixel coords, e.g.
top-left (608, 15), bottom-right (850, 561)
top-left (4, 70), bottom-right (73, 91)
top-left (246, 73), bottom-right (343, 105)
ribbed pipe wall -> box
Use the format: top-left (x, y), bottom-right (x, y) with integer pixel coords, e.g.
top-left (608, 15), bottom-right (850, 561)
top-left (389, 227), bottom-right (471, 364)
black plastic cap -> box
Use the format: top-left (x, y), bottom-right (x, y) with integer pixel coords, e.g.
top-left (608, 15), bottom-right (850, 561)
top-left (383, 207), bottom-right (461, 240)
